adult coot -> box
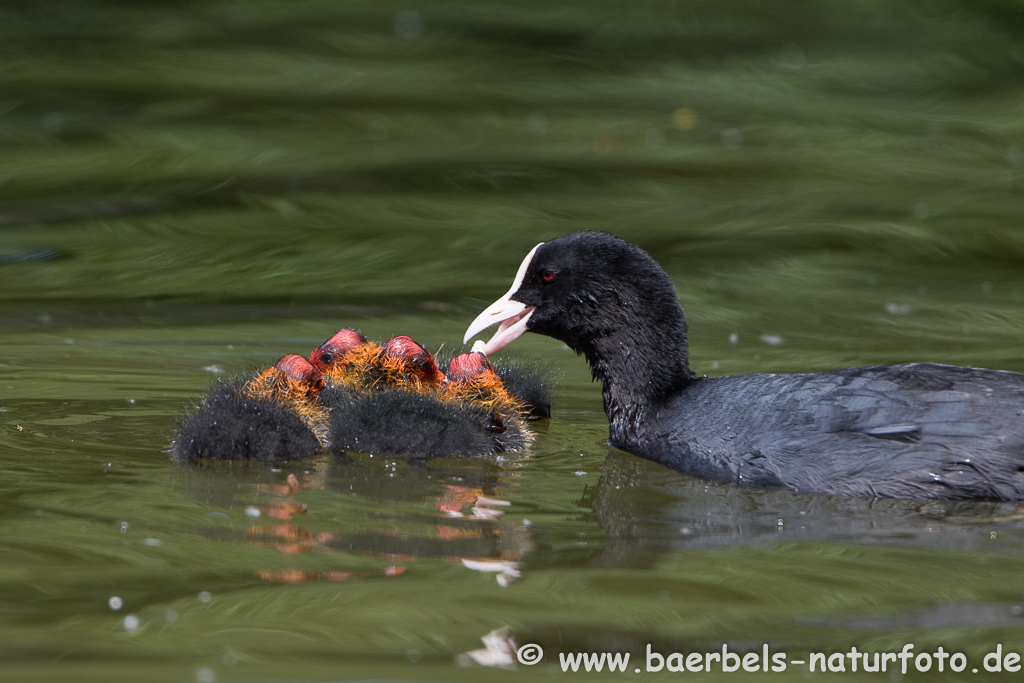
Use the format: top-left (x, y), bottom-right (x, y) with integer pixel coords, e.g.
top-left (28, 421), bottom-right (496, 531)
top-left (464, 231), bottom-right (1024, 500)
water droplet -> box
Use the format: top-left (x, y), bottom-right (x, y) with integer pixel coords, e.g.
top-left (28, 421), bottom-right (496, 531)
top-left (393, 10), bottom-right (423, 40)
top-left (644, 128), bottom-right (665, 149)
top-left (526, 111), bottom-right (548, 134)
top-left (885, 303), bottom-right (913, 315)
top-left (367, 121), bottom-right (388, 140)
top-left (1008, 145), bottom-right (1023, 167)
top-left (672, 107), bottom-right (696, 131)
top-left (779, 43), bottom-right (805, 70)
top-left (721, 128), bottom-right (743, 150)
top-left (42, 112), bottom-right (65, 133)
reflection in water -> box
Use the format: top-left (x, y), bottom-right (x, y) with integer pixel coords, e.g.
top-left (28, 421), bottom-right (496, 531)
top-left (254, 566), bottom-right (407, 585)
top-left (802, 601), bottom-right (1024, 631)
top-left (179, 452), bottom-right (533, 586)
top-left (585, 450), bottom-right (1024, 568)
top-left (457, 627), bottom-right (518, 669)
top-left (174, 444), bottom-right (1024, 665)
top-left (465, 451), bottom-right (1024, 662)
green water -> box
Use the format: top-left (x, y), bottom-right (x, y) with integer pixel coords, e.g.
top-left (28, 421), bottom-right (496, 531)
top-left (3, 1), bottom-right (1024, 681)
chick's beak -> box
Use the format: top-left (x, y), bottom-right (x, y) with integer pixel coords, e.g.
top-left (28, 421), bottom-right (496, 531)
top-left (463, 243), bottom-right (542, 355)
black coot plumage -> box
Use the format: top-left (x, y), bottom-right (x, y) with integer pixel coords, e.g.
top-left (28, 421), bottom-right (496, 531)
top-left (325, 389), bottom-right (504, 458)
top-left (464, 231), bottom-right (1024, 500)
top-left (173, 354), bottom-right (325, 463)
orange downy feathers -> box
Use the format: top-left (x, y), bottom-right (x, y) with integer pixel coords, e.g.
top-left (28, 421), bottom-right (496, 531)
top-left (243, 354), bottom-right (330, 443)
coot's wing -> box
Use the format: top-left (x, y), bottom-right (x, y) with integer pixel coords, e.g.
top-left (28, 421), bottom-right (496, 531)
top-left (657, 364), bottom-right (1024, 499)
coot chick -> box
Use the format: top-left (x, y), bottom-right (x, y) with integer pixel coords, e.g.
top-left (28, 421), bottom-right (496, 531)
top-left (308, 328), bottom-right (372, 375)
top-left (380, 335), bottom-right (448, 389)
top-left (312, 331), bottom-right (447, 394)
top-left (322, 347), bottom-right (532, 458)
top-left (317, 333), bottom-right (454, 456)
top-left (173, 354), bottom-right (326, 463)
top-left (464, 231), bottom-right (1024, 500)
top-left (446, 350), bottom-right (531, 441)
top-left (482, 352), bottom-right (553, 420)
top-left (325, 389), bottom-right (506, 458)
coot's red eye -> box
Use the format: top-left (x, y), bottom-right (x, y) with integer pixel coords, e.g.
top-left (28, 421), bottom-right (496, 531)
top-left (541, 269), bottom-right (555, 283)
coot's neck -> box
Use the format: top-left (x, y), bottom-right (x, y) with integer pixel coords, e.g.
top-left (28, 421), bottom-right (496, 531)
top-left (575, 299), bottom-right (697, 445)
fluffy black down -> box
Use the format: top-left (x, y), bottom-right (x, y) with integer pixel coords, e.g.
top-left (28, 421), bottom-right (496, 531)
top-left (172, 379), bottom-right (321, 463)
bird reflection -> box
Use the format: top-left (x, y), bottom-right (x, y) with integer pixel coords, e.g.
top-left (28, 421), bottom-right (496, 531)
top-left (180, 452), bottom-right (533, 585)
top-left (580, 449), bottom-right (1024, 569)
